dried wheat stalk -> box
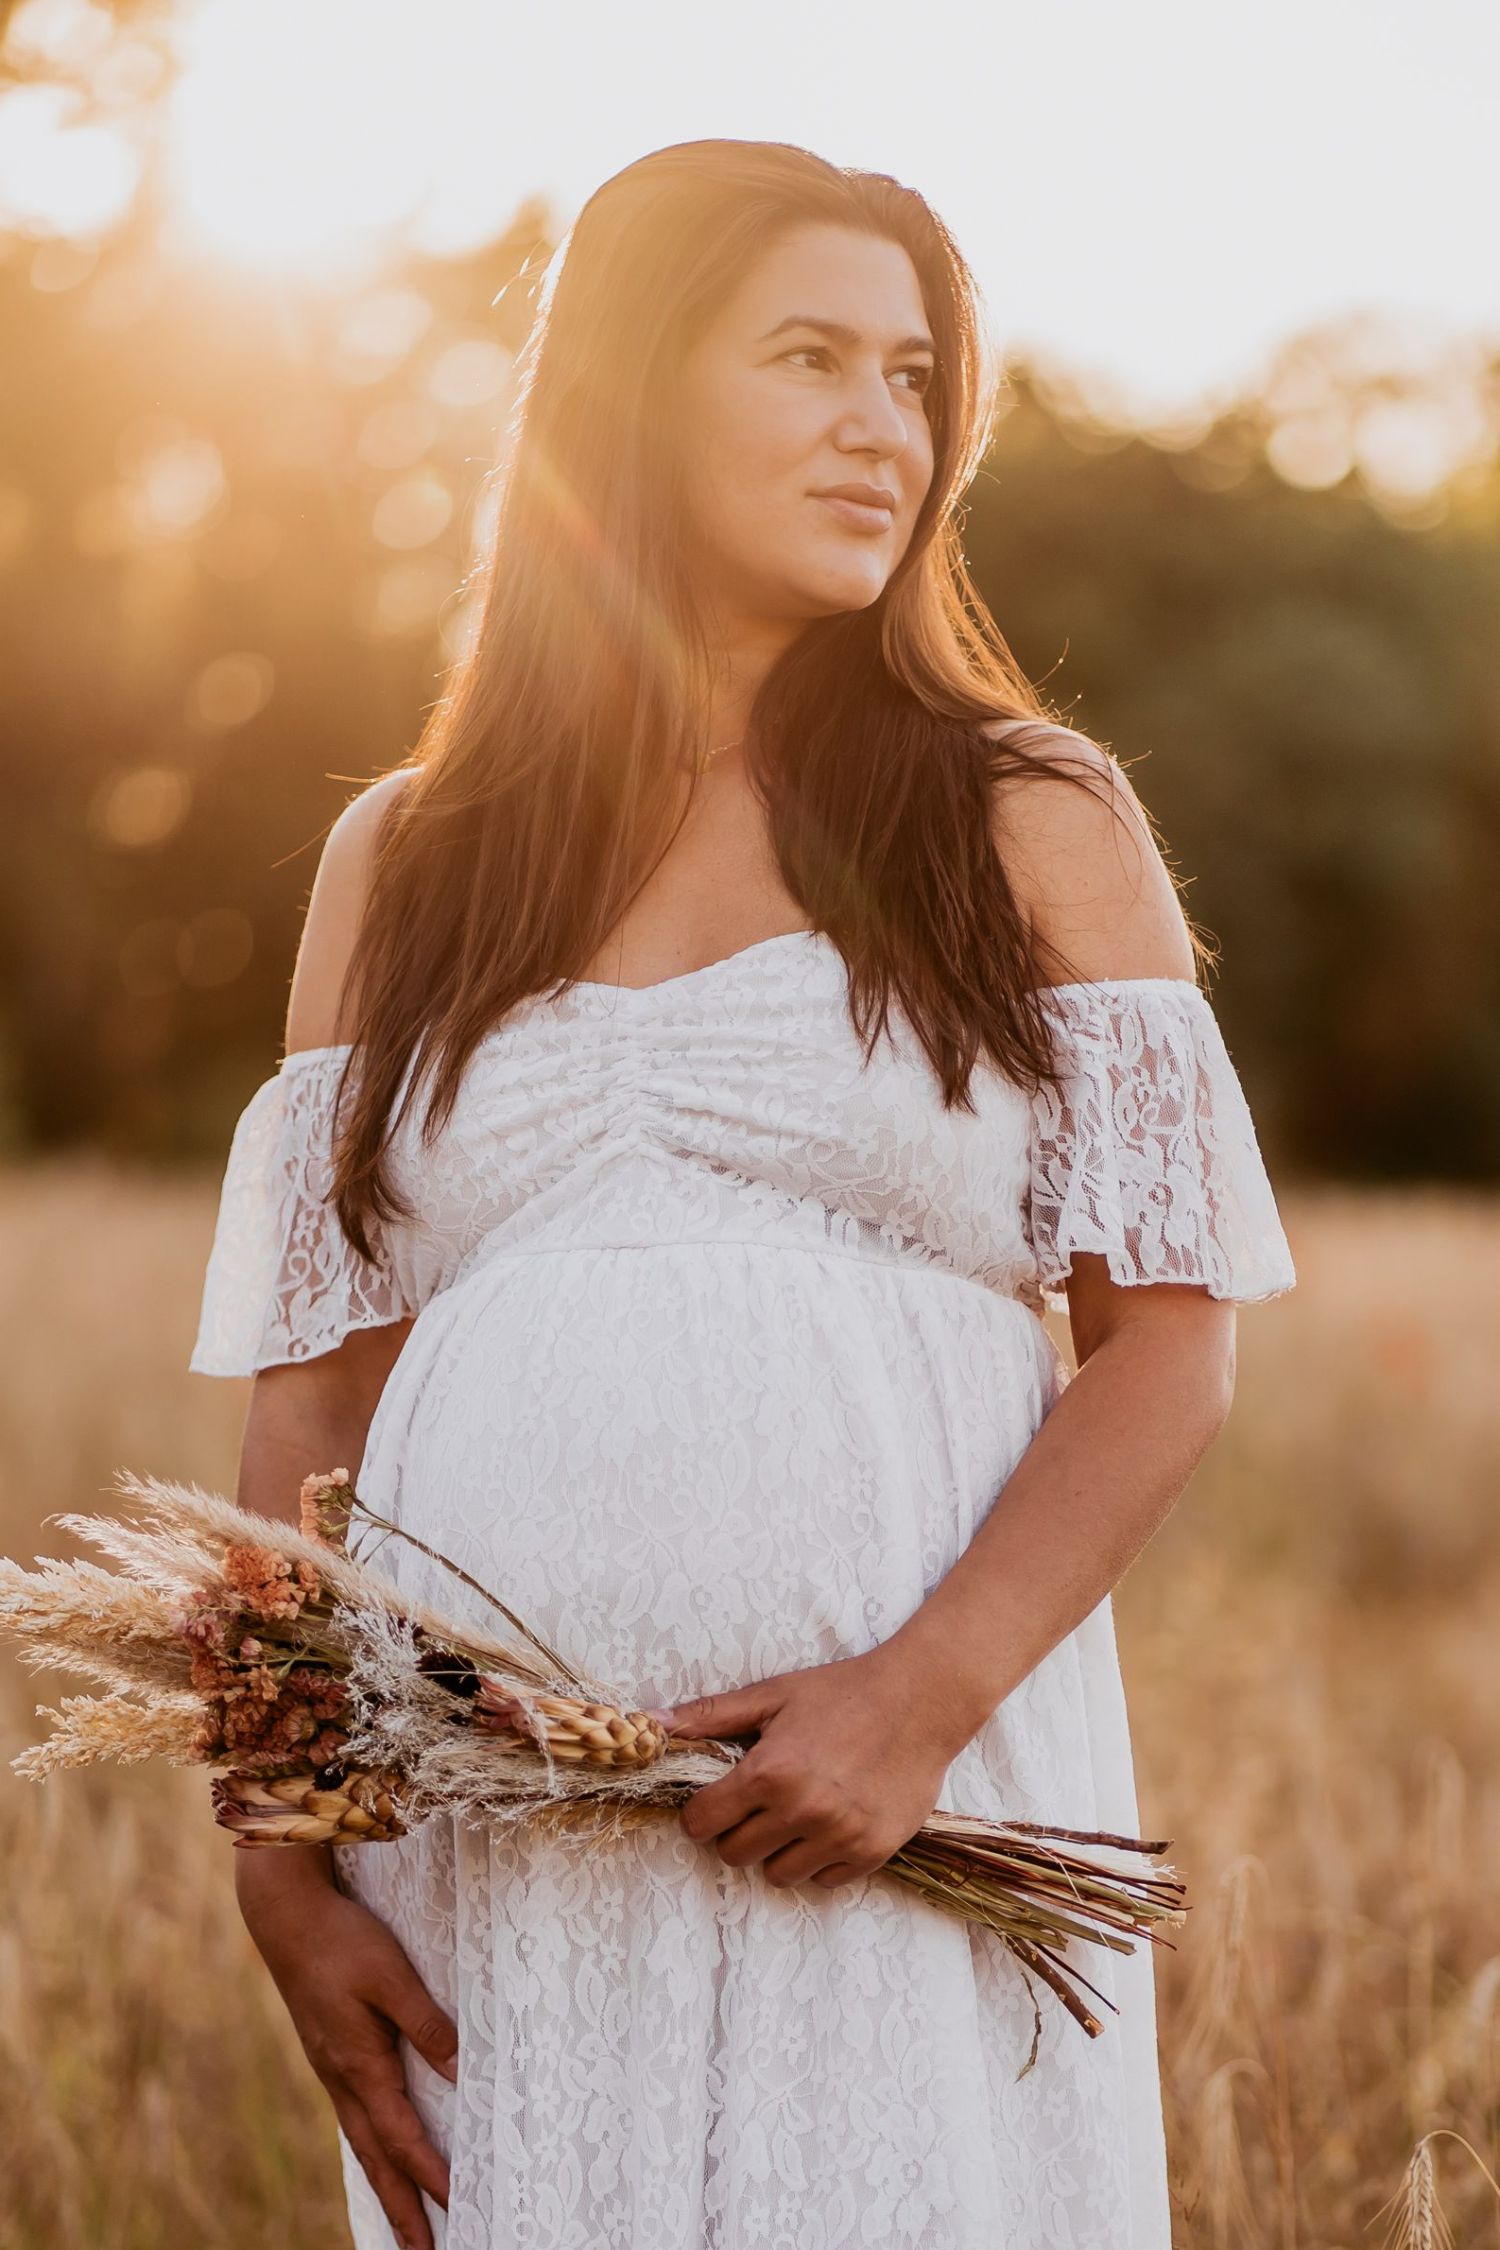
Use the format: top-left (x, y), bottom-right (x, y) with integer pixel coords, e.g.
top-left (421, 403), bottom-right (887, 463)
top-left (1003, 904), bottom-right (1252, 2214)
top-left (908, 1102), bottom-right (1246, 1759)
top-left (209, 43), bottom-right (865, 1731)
top-left (1, 1464), bottom-right (1188, 2057)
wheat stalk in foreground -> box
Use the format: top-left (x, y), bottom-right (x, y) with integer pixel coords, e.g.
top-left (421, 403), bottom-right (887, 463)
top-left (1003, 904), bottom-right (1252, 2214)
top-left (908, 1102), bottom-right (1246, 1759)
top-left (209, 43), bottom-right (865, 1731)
top-left (1374, 2129), bottom-right (1500, 2250)
top-left (1, 1466), bottom-right (1188, 2070)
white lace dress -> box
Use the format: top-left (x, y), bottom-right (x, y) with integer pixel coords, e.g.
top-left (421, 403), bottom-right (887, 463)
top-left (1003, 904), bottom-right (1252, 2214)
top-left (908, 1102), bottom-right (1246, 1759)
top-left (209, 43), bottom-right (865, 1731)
top-left (189, 931), bottom-right (1296, 2250)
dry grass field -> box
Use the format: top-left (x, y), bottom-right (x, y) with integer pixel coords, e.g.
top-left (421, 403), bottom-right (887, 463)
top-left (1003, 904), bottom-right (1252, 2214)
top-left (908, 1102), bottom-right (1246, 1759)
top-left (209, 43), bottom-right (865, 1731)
top-left (1, 1158), bottom-right (1496, 2248)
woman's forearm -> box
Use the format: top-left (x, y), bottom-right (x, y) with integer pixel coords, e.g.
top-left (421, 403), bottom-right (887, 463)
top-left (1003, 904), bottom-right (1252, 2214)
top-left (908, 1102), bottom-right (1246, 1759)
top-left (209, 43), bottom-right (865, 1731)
top-left (236, 1367), bottom-right (373, 1525)
top-left (234, 1320), bottom-right (413, 1525)
top-left (877, 1319), bottom-right (1235, 1754)
top-left (225, 1323), bottom-right (411, 1888)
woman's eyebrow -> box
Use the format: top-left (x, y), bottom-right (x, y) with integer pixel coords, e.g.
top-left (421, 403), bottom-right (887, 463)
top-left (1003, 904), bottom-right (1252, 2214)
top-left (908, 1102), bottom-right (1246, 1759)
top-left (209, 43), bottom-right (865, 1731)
top-left (758, 314), bottom-right (936, 357)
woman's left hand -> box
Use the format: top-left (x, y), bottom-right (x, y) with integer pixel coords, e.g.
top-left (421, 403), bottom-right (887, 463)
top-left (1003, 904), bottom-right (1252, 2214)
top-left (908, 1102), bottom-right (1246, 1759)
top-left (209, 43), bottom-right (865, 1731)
top-left (641, 1647), bottom-right (977, 1893)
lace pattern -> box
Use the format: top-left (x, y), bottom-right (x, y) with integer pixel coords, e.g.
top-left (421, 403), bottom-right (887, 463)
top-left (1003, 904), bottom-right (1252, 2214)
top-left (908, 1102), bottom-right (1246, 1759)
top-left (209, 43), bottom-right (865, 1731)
top-left (184, 940), bottom-right (1293, 2244)
top-left (188, 1050), bottom-right (422, 1376)
top-left (188, 948), bottom-right (1296, 1380)
top-left (1028, 977), bottom-right (1297, 1312)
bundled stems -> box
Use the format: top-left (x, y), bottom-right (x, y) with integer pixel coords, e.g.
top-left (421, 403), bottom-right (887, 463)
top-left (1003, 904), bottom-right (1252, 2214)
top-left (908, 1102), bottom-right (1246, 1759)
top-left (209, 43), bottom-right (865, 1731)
top-left (0, 1465), bottom-right (1188, 2063)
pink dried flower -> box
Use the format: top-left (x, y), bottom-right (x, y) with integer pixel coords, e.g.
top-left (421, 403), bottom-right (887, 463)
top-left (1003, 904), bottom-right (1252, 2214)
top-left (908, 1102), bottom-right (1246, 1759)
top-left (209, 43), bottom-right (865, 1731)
top-left (299, 1468), bottom-right (354, 1549)
top-left (171, 1589), bottom-right (229, 1650)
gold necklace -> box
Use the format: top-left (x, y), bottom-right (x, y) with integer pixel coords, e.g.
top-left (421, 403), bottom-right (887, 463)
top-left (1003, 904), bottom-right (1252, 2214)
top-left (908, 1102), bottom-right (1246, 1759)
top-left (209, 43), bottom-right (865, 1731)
top-left (690, 735), bottom-right (743, 777)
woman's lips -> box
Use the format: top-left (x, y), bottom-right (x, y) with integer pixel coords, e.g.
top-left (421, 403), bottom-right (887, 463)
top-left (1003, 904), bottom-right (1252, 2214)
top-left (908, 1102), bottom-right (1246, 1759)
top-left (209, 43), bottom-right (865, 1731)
top-left (813, 493), bottom-right (895, 535)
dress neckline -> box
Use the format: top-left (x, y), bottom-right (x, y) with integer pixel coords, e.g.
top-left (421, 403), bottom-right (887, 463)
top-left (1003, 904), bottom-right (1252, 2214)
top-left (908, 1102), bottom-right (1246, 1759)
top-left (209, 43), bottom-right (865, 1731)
top-left (559, 929), bottom-right (1204, 1007)
top-left (274, 943), bottom-right (1205, 1069)
top-left (564, 927), bottom-right (823, 999)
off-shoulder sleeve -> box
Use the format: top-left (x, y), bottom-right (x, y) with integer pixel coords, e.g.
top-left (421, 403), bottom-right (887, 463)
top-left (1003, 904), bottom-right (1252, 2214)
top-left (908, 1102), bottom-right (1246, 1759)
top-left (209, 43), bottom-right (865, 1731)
top-left (1026, 977), bottom-right (1297, 1312)
top-left (189, 1047), bottom-right (423, 1378)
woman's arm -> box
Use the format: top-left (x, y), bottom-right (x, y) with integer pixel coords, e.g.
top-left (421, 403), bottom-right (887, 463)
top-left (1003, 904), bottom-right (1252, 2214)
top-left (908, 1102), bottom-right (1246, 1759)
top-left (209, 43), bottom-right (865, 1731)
top-left (660, 1293), bottom-right (1231, 1892)
top-left (232, 1333), bottom-right (457, 2250)
top-left (231, 1319), bottom-right (406, 1886)
top-left (234, 1322), bottom-right (413, 1526)
top-left (232, 1322), bottom-right (413, 1919)
top-left (872, 1278), bottom-right (1234, 1748)
top-left (658, 733), bottom-right (1242, 1890)
top-left (218, 771), bottom-right (455, 2250)
top-left (876, 731), bottom-right (1234, 1740)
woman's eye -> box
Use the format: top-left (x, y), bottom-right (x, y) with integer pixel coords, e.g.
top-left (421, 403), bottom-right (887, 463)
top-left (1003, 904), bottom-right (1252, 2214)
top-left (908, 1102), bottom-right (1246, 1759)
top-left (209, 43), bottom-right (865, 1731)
top-left (783, 347), bottom-right (934, 396)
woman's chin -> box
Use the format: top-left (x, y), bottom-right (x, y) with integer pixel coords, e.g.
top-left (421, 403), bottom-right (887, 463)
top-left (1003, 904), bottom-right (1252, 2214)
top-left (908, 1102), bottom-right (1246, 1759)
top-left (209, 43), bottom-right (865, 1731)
top-left (776, 556), bottom-right (891, 619)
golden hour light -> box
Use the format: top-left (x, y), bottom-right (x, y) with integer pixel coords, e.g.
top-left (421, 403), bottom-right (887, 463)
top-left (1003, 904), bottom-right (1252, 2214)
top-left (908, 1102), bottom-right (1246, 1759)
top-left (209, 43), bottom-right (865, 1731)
top-left (0, 79), bottom-right (139, 235)
top-left (4, 8), bottom-right (1500, 2246)
top-left (163, 0), bottom-right (442, 275)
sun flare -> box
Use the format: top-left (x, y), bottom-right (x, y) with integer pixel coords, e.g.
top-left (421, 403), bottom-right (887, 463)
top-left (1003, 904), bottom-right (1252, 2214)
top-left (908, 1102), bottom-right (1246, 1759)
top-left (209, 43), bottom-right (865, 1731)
top-left (164, 0), bottom-right (440, 275)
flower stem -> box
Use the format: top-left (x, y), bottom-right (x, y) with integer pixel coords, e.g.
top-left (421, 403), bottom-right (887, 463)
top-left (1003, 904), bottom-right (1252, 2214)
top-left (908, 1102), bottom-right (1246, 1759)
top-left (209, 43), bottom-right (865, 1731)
top-left (344, 1496), bottom-right (584, 1687)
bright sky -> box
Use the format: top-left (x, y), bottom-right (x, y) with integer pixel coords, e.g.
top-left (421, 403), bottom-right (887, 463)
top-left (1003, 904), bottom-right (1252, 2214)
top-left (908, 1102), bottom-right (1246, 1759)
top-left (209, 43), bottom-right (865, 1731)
top-left (3, 0), bottom-right (1497, 426)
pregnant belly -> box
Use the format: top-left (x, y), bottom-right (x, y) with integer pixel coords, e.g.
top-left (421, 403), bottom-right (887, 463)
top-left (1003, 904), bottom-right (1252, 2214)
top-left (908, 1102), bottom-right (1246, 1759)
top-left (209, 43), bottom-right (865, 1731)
top-left (354, 1239), bottom-right (1060, 1714)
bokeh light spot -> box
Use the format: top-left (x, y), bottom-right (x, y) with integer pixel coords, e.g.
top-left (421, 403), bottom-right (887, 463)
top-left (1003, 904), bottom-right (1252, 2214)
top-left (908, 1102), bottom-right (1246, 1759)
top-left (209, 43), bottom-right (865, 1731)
top-left (426, 338), bottom-right (512, 410)
top-left (333, 288), bottom-right (434, 384)
top-left (188, 650), bottom-right (275, 732)
top-left (91, 766), bottom-right (193, 850)
top-left (357, 400), bottom-right (442, 474)
top-left (372, 471), bottom-right (453, 552)
top-left (352, 558), bottom-right (452, 642)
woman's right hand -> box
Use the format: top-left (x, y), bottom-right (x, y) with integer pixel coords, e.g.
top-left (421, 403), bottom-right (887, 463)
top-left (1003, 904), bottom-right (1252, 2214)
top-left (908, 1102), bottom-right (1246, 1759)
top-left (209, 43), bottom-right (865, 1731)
top-left (234, 1843), bottom-right (458, 2250)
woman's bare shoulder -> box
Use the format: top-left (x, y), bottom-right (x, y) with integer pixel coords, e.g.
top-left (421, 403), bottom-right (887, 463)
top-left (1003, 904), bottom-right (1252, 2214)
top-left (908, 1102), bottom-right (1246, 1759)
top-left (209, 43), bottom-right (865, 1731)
top-left (283, 769), bottom-right (417, 1055)
top-left (979, 718), bottom-right (1200, 988)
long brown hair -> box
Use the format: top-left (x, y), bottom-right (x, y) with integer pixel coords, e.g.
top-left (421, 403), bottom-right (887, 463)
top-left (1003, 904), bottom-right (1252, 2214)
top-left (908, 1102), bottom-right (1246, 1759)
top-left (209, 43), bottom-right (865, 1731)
top-left (325, 138), bottom-right (1202, 1259)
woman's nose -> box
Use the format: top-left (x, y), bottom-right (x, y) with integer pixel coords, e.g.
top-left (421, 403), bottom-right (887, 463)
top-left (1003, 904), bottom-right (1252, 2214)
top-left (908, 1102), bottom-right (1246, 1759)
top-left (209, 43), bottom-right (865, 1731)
top-left (828, 368), bottom-right (910, 456)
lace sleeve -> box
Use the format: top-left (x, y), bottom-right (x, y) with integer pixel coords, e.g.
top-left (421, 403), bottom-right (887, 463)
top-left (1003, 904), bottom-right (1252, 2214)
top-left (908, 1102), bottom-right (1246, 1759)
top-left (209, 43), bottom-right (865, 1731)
top-left (1027, 977), bottom-right (1297, 1312)
top-left (188, 1047), bottom-right (423, 1377)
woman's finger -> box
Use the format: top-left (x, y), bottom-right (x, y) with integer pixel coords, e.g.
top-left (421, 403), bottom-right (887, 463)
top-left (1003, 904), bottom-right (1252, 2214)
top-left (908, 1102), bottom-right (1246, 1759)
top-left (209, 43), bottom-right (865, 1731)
top-left (375, 1951), bottom-right (461, 2086)
top-left (330, 2086), bottom-right (437, 2250)
top-left (708, 1808), bottom-right (799, 1870)
top-left (342, 2036), bottom-right (452, 2210)
top-left (678, 1764), bottom-right (772, 1843)
top-left (810, 1860), bottom-right (864, 1889)
top-left (760, 1834), bottom-right (862, 1887)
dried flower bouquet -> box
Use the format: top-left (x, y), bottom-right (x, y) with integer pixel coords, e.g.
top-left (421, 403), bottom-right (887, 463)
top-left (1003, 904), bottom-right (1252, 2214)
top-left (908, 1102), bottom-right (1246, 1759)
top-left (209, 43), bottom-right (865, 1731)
top-left (0, 1466), bottom-right (1187, 2066)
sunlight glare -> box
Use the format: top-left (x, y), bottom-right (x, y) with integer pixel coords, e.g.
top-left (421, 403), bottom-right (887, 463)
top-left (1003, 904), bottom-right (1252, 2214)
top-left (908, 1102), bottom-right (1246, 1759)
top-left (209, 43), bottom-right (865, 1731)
top-left (0, 82), bottom-right (139, 237)
top-left (165, 0), bottom-right (437, 276)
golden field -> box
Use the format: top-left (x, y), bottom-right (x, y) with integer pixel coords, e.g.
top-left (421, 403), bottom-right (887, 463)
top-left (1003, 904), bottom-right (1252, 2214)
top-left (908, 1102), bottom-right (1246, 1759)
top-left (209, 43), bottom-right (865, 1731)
top-left (0, 1160), bottom-right (1495, 2249)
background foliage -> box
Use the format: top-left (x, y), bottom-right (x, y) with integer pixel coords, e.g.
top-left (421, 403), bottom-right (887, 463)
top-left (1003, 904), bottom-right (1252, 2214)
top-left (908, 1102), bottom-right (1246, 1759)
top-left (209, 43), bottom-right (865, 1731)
top-left (3, 5), bottom-right (1499, 2245)
top-left (2, 4), bottom-right (1499, 1176)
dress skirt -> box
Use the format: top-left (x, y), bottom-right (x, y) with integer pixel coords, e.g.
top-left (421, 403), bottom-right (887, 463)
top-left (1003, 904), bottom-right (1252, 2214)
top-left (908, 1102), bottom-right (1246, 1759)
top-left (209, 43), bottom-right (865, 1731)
top-left (190, 945), bottom-right (1299, 2245)
top-left (330, 1229), bottom-right (1173, 2250)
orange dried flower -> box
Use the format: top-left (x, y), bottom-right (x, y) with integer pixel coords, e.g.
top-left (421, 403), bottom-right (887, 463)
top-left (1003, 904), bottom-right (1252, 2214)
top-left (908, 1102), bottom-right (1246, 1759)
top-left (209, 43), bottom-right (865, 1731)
top-left (222, 1542), bottom-right (321, 1622)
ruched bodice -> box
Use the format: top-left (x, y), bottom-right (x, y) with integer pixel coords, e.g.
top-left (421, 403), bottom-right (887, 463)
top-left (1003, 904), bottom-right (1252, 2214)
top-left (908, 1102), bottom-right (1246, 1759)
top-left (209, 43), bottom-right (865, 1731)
top-left (189, 928), bottom-right (1295, 2250)
top-left (190, 930), bottom-right (1295, 1380)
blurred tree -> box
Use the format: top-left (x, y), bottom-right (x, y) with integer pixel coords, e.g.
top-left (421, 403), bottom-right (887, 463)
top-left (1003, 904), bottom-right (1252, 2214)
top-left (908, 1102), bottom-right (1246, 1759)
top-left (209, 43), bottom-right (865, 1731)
top-left (0, 129), bottom-right (551, 1151)
top-left (2, 5), bottom-right (1498, 1182)
top-left (969, 365), bottom-right (1500, 1181)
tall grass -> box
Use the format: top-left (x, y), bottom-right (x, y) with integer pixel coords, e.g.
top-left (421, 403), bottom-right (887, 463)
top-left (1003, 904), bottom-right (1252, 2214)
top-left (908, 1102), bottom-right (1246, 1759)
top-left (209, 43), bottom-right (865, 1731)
top-left (1, 1159), bottom-right (1495, 2247)
top-left (1117, 1187), bottom-right (1500, 2245)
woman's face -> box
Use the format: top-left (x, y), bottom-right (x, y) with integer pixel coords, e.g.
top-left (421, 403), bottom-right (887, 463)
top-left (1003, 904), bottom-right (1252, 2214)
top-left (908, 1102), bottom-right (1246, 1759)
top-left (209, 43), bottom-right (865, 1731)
top-left (674, 222), bottom-right (937, 629)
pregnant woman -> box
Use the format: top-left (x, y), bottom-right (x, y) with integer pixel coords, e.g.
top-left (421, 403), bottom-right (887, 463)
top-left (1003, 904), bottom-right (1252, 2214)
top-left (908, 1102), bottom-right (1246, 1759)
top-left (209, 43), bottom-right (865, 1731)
top-left (189, 139), bottom-right (1297, 2249)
